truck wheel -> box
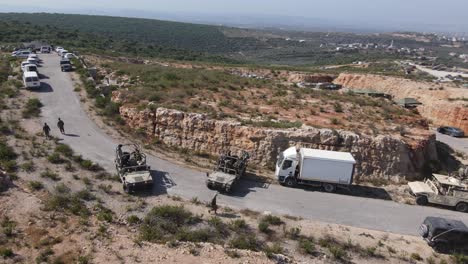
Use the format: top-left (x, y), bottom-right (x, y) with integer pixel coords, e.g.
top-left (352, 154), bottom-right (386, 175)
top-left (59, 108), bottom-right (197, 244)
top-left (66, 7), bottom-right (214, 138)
top-left (323, 184), bottom-right (336, 193)
top-left (225, 186), bottom-right (232, 193)
top-left (285, 177), bottom-right (296, 188)
top-left (416, 195), bottom-right (428, 206)
top-left (433, 241), bottom-right (449, 253)
top-left (455, 202), bottom-right (468, 212)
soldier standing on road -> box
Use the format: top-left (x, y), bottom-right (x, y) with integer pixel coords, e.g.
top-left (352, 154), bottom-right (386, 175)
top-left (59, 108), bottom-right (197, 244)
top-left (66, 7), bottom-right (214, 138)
top-left (43, 123), bottom-right (51, 139)
top-left (57, 118), bottom-right (65, 134)
top-left (208, 192), bottom-right (219, 215)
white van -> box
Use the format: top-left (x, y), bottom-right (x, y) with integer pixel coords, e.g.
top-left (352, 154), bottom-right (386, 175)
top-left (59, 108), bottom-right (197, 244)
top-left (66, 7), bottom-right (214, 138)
top-left (23, 71), bottom-right (41, 89)
top-left (24, 64), bottom-right (38, 73)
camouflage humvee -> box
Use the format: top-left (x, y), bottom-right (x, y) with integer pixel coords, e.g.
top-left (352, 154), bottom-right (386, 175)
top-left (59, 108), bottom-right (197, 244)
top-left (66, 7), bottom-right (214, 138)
top-left (206, 151), bottom-right (250, 193)
top-left (408, 174), bottom-right (468, 212)
top-left (115, 144), bottom-right (153, 193)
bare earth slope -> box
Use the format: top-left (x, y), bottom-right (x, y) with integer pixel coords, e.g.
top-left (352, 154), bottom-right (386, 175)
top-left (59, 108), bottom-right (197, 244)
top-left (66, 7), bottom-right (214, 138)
top-left (335, 73), bottom-right (468, 132)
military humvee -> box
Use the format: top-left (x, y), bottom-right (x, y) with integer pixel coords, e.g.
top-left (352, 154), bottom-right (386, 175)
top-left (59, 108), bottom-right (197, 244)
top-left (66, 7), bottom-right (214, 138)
top-left (115, 144), bottom-right (152, 193)
top-left (206, 151), bottom-right (250, 193)
top-left (408, 174), bottom-right (468, 212)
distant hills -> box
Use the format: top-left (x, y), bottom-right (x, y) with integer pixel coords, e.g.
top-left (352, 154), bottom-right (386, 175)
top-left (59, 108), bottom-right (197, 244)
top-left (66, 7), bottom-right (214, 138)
top-left (0, 13), bottom-right (265, 54)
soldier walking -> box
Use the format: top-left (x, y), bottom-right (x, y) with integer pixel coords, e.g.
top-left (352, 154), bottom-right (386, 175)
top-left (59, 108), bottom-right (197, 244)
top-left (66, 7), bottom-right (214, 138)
top-left (57, 118), bottom-right (65, 134)
top-left (43, 123), bottom-right (51, 139)
top-left (208, 192), bottom-right (219, 215)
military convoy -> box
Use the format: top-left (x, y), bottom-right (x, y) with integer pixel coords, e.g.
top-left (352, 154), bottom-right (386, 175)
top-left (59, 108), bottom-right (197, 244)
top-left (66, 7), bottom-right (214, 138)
top-left (408, 173), bottom-right (468, 212)
top-left (115, 144), bottom-right (153, 193)
top-left (206, 151), bottom-right (250, 193)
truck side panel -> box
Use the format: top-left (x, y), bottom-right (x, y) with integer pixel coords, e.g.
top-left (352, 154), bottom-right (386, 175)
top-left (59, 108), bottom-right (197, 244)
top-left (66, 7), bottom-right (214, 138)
top-left (299, 158), bottom-right (353, 185)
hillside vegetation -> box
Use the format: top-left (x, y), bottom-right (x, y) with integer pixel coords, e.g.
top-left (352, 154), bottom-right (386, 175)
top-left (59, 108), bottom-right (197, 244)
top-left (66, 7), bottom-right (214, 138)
top-left (0, 20), bottom-right (237, 63)
top-left (0, 13), bottom-right (264, 53)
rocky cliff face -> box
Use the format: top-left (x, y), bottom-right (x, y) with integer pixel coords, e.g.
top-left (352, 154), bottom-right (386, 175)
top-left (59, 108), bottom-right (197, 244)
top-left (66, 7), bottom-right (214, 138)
top-left (334, 73), bottom-right (468, 132)
top-left (118, 105), bottom-right (437, 180)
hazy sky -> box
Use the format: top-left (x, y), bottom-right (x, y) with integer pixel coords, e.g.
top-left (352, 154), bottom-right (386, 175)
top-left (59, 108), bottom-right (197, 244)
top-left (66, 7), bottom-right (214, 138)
top-left (1, 0), bottom-right (467, 31)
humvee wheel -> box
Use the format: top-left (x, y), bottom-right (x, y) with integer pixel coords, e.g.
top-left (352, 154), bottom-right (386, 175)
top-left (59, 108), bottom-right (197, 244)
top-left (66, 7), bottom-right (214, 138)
top-left (323, 184), bottom-right (336, 193)
top-left (123, 184), bottom-right (130, 193)
top-left (225, 186), bottom-right (232, 193)
top-left (206, 182), bottom-right (213, 190)
top-left (416, 195), bottom-right (428, 205)
top-left (455, 202), bottom-right (468, 212)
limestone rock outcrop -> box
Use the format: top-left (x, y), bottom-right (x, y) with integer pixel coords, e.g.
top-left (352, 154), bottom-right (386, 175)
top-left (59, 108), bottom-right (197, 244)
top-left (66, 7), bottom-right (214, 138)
top-left (118, 105), bottom-right (437, 180)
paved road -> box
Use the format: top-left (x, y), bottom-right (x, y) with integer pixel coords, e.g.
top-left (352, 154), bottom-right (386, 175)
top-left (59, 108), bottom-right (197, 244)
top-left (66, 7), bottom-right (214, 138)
top-left (36, 54), bottom-right (468, 236)
top-left (436, 132), bottom-right (468, 156)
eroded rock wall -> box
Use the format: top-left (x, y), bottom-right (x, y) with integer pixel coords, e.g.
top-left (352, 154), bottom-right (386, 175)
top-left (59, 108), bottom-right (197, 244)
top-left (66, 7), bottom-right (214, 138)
top-left (119, 106), bottom-right (437, 180)
top-left (334, 73), bottom-right (468, 132)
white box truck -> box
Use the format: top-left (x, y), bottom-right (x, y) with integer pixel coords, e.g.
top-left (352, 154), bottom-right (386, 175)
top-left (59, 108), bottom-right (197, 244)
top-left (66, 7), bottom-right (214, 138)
top-left (275, 146), bottom-right (356, 192)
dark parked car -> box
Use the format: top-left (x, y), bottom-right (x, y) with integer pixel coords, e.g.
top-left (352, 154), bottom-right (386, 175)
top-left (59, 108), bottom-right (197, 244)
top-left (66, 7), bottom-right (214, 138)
top-left (60, 58), bottom-right (72, 72)
top-left (437, 126), bottom-right (464, 137)
top-left (419, 216), bottom-right (468, 252)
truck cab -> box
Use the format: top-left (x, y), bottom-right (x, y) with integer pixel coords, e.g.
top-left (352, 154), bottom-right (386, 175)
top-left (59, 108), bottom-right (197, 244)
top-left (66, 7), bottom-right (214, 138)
top-left (276, 147), bottom-right (298, 186)
top-left (409, 174), bottom-right (468, 212)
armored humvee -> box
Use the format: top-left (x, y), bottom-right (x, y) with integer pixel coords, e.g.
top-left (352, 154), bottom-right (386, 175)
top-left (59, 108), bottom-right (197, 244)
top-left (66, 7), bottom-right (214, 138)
top-left (206, 151), bottom-right (250, 193)
top-left (408, 174), bottom-right (468, 212)
top-left (115, 144), bottom-right (152, 193)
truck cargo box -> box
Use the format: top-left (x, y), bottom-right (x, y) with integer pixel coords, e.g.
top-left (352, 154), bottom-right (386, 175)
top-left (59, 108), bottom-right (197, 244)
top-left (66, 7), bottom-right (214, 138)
top-left (299, 148), bottom-right (355, 185)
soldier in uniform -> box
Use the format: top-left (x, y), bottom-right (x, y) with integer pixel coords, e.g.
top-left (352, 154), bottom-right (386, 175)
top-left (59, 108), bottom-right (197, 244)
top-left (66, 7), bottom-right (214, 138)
top-left (43, 123), bottom-right (51, 139)
top-left (208, 192), bottom-right (219, 215)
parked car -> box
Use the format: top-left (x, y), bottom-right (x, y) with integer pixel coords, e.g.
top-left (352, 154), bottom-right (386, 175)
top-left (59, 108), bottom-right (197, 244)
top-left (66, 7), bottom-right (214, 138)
top-left (55, 46), bottom-right (64, 52)
top-left (58, 49), bottom-right (68, 56)
top-left (22, 71), bottom-right (41, 89)
top-left (26, 58), bottom-right (38, 65)
top-left (24, 64), bottom-right (38, 73)
top-left (419, 216), bottom-right (468, 252)
top-left (63, 53), bottom-right (78, 59)
top-left (12, 50), bottom-right (31, 58)
top-left (60, 58), bottom-right (72, 72)
top-left (28, 54), bottom-right (40, 63)
top-left (437, 126), bottom-right (465, 137)
top-left (40, 46), bottom-right (51, 53)
top-left (20, 61), bottom-right (30, 71)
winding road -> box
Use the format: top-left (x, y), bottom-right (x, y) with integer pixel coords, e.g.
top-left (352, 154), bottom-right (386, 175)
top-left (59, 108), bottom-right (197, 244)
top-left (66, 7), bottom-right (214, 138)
top-left (37, 53), bottom-right (468, 236)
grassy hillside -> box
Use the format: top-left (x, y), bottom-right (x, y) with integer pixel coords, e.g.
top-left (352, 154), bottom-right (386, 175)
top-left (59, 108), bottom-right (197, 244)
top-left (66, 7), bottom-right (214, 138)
top-left (0, 13), bottom-right (265, 54)
top-left (0, 20), bottom-right (239, 63)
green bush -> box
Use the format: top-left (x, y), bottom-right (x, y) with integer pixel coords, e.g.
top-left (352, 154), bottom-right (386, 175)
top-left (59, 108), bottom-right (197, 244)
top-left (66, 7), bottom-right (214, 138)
top-left (22, 98), bottom-right (43, 118)
top-left (258, 221), bottom-right (270, 233)
top-left (261, 215), bottom-right (283, 226)
top-left (55, 144), bottom-right (74, 157)
top-left (329, 245), bottom-right (347, 260)
top-left (230, 219), bottom-right (247, 231)
top-left (127, 215), bottom-right (140, 225)
top-left (139, 205), bottom-right (198, 243)
top-left (263, 243), bottom-right (284, 258)
top-left (47, 153), bottom-right (64, 164)
top-left (298, 238), bottom-right (316, 255)
top-left (0, 141), bottom-right (17, 162)
top-left (0, 247), bottom-right (13, 258)
top-left (75, 189), bottom-right (96, 201)
top-left (28, 181), bottom-right (44, 191)
top-left (43, 185), bottom-right (90, 217)
top-left (40, 169), bottom-right (61, 181)
top-left (20, 161), bottom-right (35, 172)
top-left (229, 234), bottom-right (260, 251)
